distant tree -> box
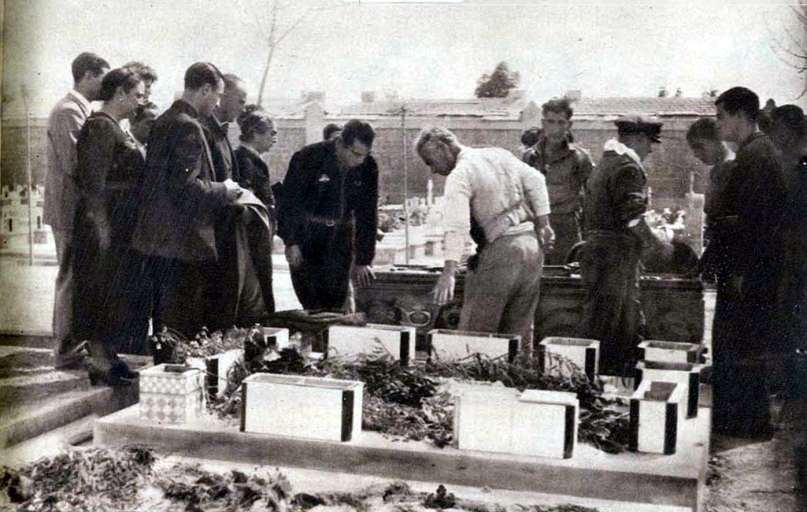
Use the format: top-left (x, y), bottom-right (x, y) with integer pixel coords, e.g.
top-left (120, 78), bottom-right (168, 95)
top-left (770, 0), bottom-right (807, 97)
top-left (658, 86), bottom-right (668, 98)
top-left (474, 62), bottom-right (520, 98)
top-left (675, 88), bottom-right (683, 97)
top-left (242, 0), bottom-right (340, 106)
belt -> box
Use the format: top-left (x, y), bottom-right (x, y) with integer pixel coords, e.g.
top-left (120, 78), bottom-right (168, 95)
top-left (708, 215), bottom-right (740, 229)
top-left (307, 215), bottom-right (346, 227)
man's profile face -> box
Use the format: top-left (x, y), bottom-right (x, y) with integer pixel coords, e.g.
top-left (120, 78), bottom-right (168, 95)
top-left (338, 139), bottom-right (371, 169)
top-left (688, 138), bottom-right (722, 166)
top-left (420, 141), bottom-right (456, 176)
top-left (85, 67), bottom-right (109, 101)
top-left (541, 110), bottom-right (571, 141)
top-left (200, 82), bottom-right (224, 117)
top-left (218, 82), bottom-right (248, 123)
top-left (627, 134), bottom-right (654, 161)
top-left (715, 104), bottom-right (741, 143)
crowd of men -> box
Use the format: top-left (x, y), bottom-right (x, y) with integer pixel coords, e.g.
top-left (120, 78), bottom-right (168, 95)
top-left (44, 53), bottom-right (806, 457)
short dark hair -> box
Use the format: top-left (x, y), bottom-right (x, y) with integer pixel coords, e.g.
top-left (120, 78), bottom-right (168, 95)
top-left (715, 87), bottom-right (760, 122)
top-left (97, 67), bottom-right (143, 102)
top-left (771, 104), bottom-right (807, 139)
top-left (184, 62), bottom-right (225, 91)
top-left (520, 126), bottom-right (541, 147)
top-left (223, 73), bottom-right (244, 92)
top-left (71, 52), bottom-right (109, 84)
top-left (323, 123), bottom-right (342, 140)
top-left (133, 101), bottom-right (160, 123)
top-left (542, 97), bottom-right (573, 119)
top-left (237, 104), bottom-right (274, 142)
top-left (686, 117), bottom-right (721, 143)
top-left (341, 119), bottom-right (375, 147)
top-left (123, 61), bottom-right (158, 83)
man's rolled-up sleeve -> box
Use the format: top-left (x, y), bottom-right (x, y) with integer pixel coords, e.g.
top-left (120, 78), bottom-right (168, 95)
top-left (441, 166), bottom-right (472, 262)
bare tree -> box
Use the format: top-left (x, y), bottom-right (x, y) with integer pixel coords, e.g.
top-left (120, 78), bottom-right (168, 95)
top-left (771, 1), bottom-right (807, 97)
top-left (244, 0), bottom-right (339, 105)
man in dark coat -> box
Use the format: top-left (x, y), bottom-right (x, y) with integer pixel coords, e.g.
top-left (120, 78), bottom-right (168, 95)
top-left (581, 115), bottom-right (662, 376)
top-left (278, 119), bottom-right (379, 310)
top-left (712, 86), bottom-right (786, 438)
top-left (132, 62), bottom-right (244, 340)
top-left (201, 73), bottom-right (257, 329)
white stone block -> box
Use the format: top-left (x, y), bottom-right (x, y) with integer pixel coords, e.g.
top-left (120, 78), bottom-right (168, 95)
top-left (260, 327), bottom-right (290, 350)
top-left (325, 324), bottom-right (416, 365)
top-left (139, 364), bottom-right (203, 425)
top-left (513, 390), bottom-right (578, 459)
top-left (638, 340), bottom-right (704, 364)
top-left (629, 380), bottom-right (687, 454)
top-left (454, 386), bottom-right (519, 454)
top-left (539, 337), bottom-right (600, 380)
top-left (241, 373), bottom-right (363, 442)
top-left (428, 329), bottom-right (520, 362)
top-left (453, 386), bottom-right (578, 459)
top-left (635, 361), bottom-right (704, 419)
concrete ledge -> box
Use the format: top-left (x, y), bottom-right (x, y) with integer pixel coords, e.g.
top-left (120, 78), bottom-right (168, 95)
top-left (1, 385), bottom-right (138, 448)
top-left (96, 404), bottom-right (711, 510)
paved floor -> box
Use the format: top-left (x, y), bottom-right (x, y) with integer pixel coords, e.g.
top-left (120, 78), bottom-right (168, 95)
top-left (0, 255), bottom-right (303, 335)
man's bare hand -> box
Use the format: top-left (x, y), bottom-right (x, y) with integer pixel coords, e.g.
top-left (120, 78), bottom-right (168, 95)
top-left (352, 264), bottom-right (375, 288)
top-left (432, 272), bottom-right (456, 305)
top-left (285, 244), bottom-right (303, 268)
top-left (539, 224), bottom-right (555, 252)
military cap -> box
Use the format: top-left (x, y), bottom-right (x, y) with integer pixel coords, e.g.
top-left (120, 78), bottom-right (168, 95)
top-left (614, 115), bottom-right (663, 143)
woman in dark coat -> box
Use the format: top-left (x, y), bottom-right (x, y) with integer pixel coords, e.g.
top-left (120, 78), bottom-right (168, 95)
top-left (232, 105), bottom-right (278, 315)
top-left (73, 67), bottom-right (146, 386)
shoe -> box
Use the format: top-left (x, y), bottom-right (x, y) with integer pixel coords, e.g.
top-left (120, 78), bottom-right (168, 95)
top-left (86, 358), bottom-right (138, 387)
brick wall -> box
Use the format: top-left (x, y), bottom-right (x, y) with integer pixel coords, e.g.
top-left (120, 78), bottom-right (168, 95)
top-left (2, 114), bottom-right (710, 211)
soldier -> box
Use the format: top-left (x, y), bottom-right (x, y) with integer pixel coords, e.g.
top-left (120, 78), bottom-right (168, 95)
top-left (279, 119), bottom-right (379, 310)
top-left (581, 115), bottom-right (661, 376)
top-left (524, 98), bottom-right (594, 265)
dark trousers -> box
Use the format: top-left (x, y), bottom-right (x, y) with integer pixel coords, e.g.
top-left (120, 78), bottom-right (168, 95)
top-left (290, 226), bottom-right (352, 311)
top-left (545, 211), bottom-right (581, 266)
top-left (141, 255), bottom-right (214, 340)
top-left (52, 228), bottom-right (83, 367)
top-left (580, 232), bottom-right (644, 376)
top-left (105, 248), bottom-right (151, 355)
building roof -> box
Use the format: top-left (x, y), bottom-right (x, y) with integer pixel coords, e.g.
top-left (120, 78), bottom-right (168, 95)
top-left (338, 96), bottom-right (533, 119)
top-left (336, 94), bottom-right (717, 120)
top-left (572, 97), bottom-right (716, 118)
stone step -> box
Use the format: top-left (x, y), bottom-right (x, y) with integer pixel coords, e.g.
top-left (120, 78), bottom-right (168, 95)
top-left (0, 385), bottom-right (139, 448)
top-left (0, 370), bottom-right (91, 403)
top-left (0, 414), bottom-right (97, 468)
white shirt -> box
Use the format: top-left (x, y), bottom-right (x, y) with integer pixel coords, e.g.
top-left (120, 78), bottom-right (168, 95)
top-left (441, 146), bottom-right (550, 262)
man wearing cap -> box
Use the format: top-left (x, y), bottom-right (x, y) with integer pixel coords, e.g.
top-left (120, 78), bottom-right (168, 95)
top-left (712, 87), bottom-right (786, 438)
top-left (580, 114), bottom-right (662, 376)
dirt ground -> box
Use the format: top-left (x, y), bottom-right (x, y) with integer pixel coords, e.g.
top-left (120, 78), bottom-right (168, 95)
top-left (704, 393), bottom-right (807, 512)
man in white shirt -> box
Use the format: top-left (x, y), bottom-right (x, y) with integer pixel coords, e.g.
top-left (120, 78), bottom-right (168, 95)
top-left (43, 52), bottom-right (109, 369)
top-left (415, 127), bottom-right (554, 350)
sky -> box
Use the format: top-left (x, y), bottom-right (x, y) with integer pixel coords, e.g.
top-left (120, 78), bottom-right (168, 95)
top-left (2, 0), bottom-right (805, 118)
